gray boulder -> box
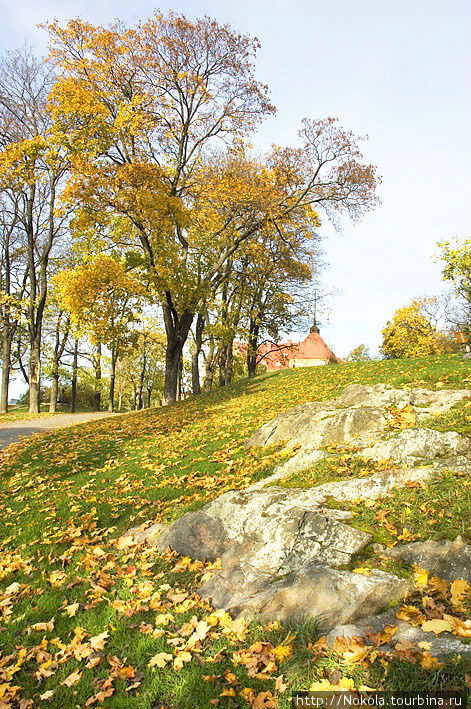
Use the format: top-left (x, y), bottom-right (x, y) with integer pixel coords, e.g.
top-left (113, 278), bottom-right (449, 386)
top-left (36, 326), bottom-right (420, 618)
top-left (247, 403), bottom-right (386, 451)
top-left (360, 428), bottom-right (470, 468)
top-left (386, 537), bottom-right (471, 583)
top-left (158, 487), bottom-right (371, 571)
top-left (147, 382), bottom-right (471, 631)
top-left (254, 465), bottom-right (432, 499)
top-left (326, 608), bottom-right (471, 658)
top-left (246, 383), bottom-right (471, 481)
top-left (157, 511), bottom-right (229, 561)
top-left (156, 484), bottom-right (412, 628)
top-left (200, 564), bottom-right (410, 631)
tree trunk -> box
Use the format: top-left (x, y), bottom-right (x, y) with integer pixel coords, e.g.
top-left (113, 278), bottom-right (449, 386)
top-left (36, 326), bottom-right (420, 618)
top-left (138, 353), bottom-right (147, 409)
top-left (162, 299), bottom-right (194, 405)
top-left (247, 322), bottom-right (259, 378)
top-left (49, 359), bottom-right (59, 413)
top-left (0, 330), bottom-right (11, 414)
top-left (28, 339), bottom-right (41, 413)
top-left (147, 386), bottom-right (152, 408)
top-left (226, 340), bottom-right (234, 385)
top-left (108, 347), bottom-right (117, 413)
top-left (118, 390), bottom-right (123, 411)
top-left (218, 341), bottom-right (234, 387)
top-left (202, 340), bottom-right (217, 392)
top-left (177, 356), bottom-right (183, 401)
top-left (93, 342), bottom-right (101, 411)
top-left (70, 339), bottom-right (78, 412)
top-left (218, 344), bottom-right (227, 387)
top-left (191, 312), bottom-right (205, 396)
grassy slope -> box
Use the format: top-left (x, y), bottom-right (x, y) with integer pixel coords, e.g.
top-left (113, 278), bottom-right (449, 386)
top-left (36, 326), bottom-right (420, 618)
top-left (1, 354), bottom-right (471, 708)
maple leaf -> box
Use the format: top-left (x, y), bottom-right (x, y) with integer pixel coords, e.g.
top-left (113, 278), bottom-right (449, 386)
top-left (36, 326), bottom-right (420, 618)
top-left (450, 578), bottom-right (470, 609)
top-left (428, 576), bottom-right (448, 597)
top-left (39, 690), bottom-right (55, 701)
top-left (421, 618), bottom-right (453, 634)
top-left (220, 687), bottom-right (236, 697)
top-left (275, 674), bottom-right (289, 693)
top-left (63, 602), bottom-right (80, 617)
top-left (252, 691), bottom-right (277, 708)
top-left (155, 613), bottom-right (174, 626)
top-left (173, 651), bottom-right (192, 671)
top-left (413, 566), bottom-right (429, 588)
top-left (49, 571), bottom-right (66, 587)
top-left (420, 652), bottom-right (443, 670)
top-left (29, 618), bottom-right (55, 632)
top-left (62, 669), bottom-right (82, 687)
top-left (396, 605), bottom-right (425, 626)
top-left (89, 630), bottom-right (109, 651)
top-left (148, 652), bottom-right (173, 668)
top-left (272, 644), bottom-right (292, 662)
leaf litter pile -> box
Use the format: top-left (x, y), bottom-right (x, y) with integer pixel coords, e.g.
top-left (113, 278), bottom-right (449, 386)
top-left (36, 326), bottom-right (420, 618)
top-left (1, 354), bottom-right (471, 708)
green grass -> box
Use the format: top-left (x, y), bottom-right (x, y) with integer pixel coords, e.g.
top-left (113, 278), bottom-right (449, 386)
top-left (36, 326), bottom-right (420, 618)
top-left (422, 398), bottom-right (471, 436)
top-left (276, 447), bottom-right (393, 488)
top-left (0, 354), bottom-right (471, 707)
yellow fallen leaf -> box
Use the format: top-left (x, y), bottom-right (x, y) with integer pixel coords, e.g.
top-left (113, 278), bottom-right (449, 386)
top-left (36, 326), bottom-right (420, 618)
top-left (155, 612), bottom-right (174, 626)
top-left (421, 618), bottom-right (453, 635)
top-left (173, 651), bottom-right (192, 671)
top-left (148, 652), bottom-right (173, 668)
top-left (310, 679), bottom-right (332, 690)
top-left (413, 566), bottom-right (428, 588)
top-left (220, 687), bottom-right (236, 697)
top-left (63, 602), bottom-right (80, 618)
top-left (89, 630), bottom-right (109, 651)
top-left (420, 652), bottom-right (443, 670)
top-left (450, 579), bottom-right (470, 609)
top-left (272, 644), bottom-right (292, 661)
top-left (39, 690), bottom-right (55, 700)
top-left (62, 669), bottom-right (82, 687)
top-left (49, 571), bottom-right (66, 587)
top-left (30, 618), bottom-right (55, 632)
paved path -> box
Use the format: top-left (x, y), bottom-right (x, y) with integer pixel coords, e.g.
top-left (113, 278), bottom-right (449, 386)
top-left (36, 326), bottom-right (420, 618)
top-left (0, 412), bottom-right (117, 451)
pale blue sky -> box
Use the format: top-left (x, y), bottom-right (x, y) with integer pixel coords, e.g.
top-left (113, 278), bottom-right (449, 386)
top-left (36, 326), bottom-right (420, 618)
top-left (2, 0), bottom-right (470, 365)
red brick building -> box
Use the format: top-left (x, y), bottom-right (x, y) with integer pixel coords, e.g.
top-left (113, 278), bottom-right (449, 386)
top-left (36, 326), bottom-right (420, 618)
top-left (239, 324), bottom-right (338, 372)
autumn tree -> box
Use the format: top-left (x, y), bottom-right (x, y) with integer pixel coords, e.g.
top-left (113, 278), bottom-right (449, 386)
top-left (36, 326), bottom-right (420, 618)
top-left (347, 344), bottom-right (371, 361)
top-left (41, 297), bottom-right (70, 412)
top-left (46, 14), bottom-right (379, 404)
top-left (437, 238), bottom-right (471, 334)
top-left (54, 254), bottom-right (144, 411)
top-left (0, 48), bottom-right (70, 412)
top-left (381, 298), bottom-right (446, 359)
top-left (116, 321), bottom-right (165, 409)
top-left (0, 194), bottom-right (28, 412)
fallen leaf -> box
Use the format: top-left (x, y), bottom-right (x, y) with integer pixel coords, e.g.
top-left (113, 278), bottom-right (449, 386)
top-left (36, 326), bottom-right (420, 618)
top-left (62, 669), bottom-right (82, 687)
top-left (148, 652), bottom-right (173, 668)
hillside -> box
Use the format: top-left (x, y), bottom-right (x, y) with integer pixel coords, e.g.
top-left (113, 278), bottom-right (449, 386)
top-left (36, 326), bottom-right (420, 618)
top-left (1, 354), bottom-right (470, 708)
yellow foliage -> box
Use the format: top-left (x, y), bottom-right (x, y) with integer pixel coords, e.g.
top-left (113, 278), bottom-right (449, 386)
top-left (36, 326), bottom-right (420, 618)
top-left (381, 299), bottom-right (445, 359)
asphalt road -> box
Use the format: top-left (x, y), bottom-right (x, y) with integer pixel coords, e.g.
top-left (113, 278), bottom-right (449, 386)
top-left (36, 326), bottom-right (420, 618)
top-left (0, 411), bottom-right (116, 450)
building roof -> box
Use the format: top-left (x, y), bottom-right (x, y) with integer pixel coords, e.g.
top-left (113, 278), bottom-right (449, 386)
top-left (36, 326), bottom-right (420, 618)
top-left (236, 327), bottom-right (338, 371)
top-left (295, 330), bottom-right (338, 362)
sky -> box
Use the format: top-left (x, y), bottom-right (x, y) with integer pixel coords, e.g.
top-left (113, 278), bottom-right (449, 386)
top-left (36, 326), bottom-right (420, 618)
top-left (2, 0), bottom-right (470, 393)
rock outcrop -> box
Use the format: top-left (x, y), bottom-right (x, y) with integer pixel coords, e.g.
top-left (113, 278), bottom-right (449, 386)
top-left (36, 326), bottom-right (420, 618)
top-left (325, 607), bottom-right (471, 658)
top-left (200, 564), bottom-right (409, 630)
top-left (248, 383), bottom-right (471, 485)
top-left (385, 537), bottom-right (471, 583)
top-left (135, 383), bottom-right (471, 644)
